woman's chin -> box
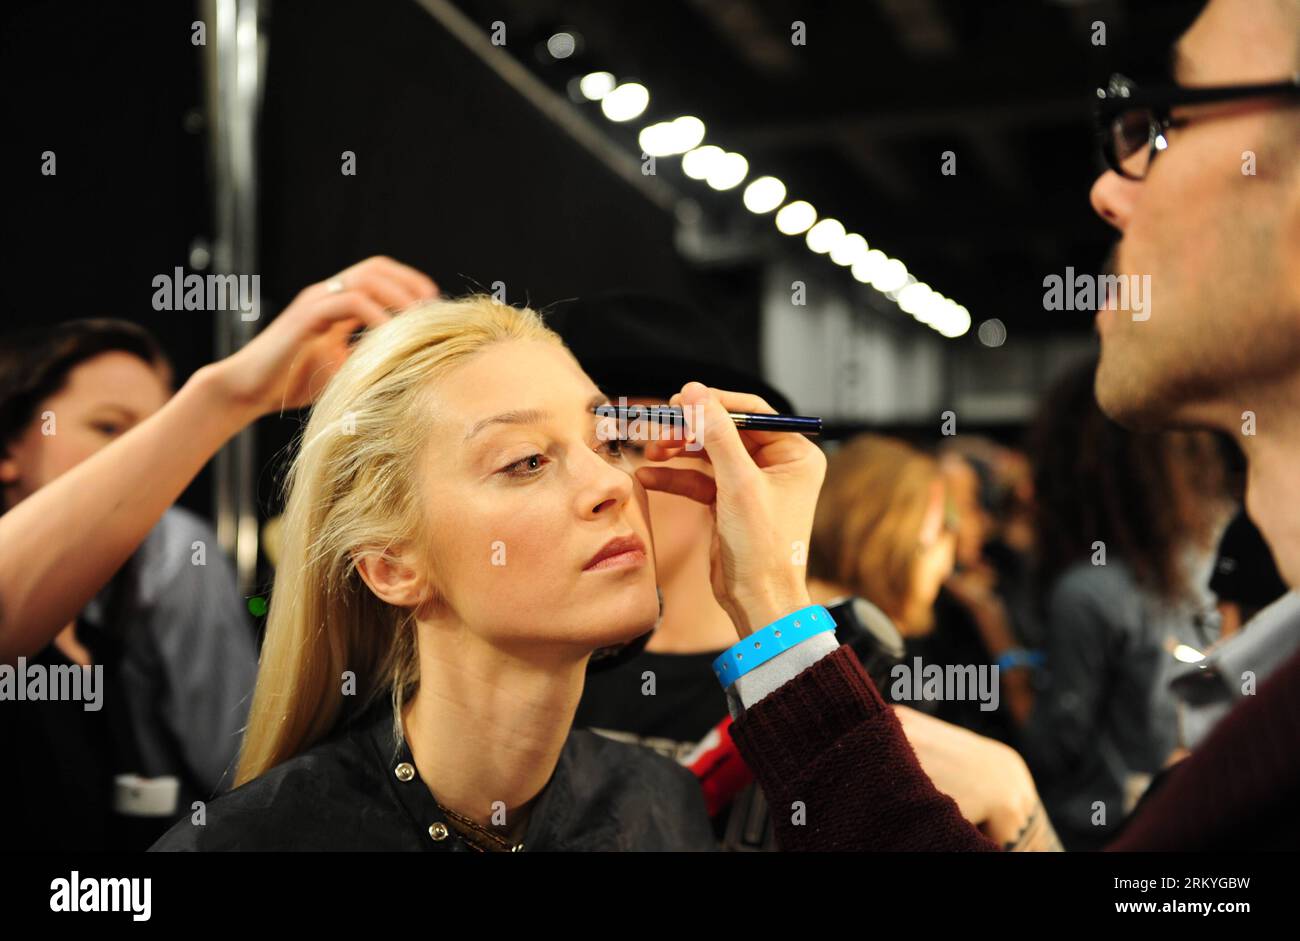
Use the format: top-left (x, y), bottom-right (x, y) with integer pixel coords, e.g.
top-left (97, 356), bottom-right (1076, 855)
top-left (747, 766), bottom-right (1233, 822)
top-left (584, 584), bottom-right (661, 649)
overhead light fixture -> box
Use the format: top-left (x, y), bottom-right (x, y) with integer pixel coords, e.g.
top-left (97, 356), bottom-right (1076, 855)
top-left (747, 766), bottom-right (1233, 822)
top-left (546, 32), bottom-right (577, 59)
top-left (586, 69), bottom-right (974, 337)
top-left (830, 233), bottom-right (867, 267)
top-left (806, 218), bottom-right (846, 254)
top-left (682, 144), bottom-right (725, 180)
top-left (918, 294), bottom-right (950, 326)
top-left (977, 318), bottom-right (1007, 347)
top-left (579, 71), bottom-right (616, 100)
top-left (775, 200), bottom-right (816, 235)
top-left (897, 281), bottom-right (934, 316)
top-left (668, 116), bottom-right (705, 152)
top-left (851, 249), bottom-right (886, 283)
top-left (934, 301), bottom-right (972, 338)
top-left (706, 151), bottom-right (748, 190)
top-left (945, 305), bottom-right (972, 338)
top-left (601, 82), bottom-right (649, 121)
top-left (638, 116), bottom-right (706, 156)
top-left (870, 258), bottom-right (909, 293)
top-left (742, 176), bottom-right (786, 214)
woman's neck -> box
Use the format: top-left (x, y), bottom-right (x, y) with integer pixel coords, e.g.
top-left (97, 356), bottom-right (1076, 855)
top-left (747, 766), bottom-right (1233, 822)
top-left (646, 544), bottom-right (746, 654)
top-left (402, 627), bottom-right (586, 829)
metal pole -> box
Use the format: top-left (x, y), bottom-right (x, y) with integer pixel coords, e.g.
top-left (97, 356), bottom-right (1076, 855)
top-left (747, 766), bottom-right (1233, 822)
top-left (203, 0), bottom-right (264, 594)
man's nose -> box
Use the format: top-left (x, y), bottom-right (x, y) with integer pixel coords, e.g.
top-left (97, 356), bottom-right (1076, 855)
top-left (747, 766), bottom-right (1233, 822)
top-left (1090, 169), bottom-right (1139, 231)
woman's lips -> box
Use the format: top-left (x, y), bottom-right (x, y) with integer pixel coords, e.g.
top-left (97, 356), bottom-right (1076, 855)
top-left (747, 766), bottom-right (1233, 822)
top-left (583, 533), bottom-right (648, 571)
top-left (583, 547), bottom-right (648, 571)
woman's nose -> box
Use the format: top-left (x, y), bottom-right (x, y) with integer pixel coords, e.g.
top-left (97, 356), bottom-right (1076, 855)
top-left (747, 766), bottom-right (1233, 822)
top-left (581, 448), bottom-right (635, 517)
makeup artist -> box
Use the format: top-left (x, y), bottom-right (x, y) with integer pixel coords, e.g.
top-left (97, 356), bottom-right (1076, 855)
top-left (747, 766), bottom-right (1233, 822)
top-left (0, 256), bottom-right (437, 851)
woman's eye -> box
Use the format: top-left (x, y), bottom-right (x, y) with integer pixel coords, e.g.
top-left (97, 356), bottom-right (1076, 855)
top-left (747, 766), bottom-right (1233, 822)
top-left (501, 453), bottom-right (546, 478)
top-left (91, 422), bottom-right (123, 437)
top-left (599, 437), bottom-right (642, 461)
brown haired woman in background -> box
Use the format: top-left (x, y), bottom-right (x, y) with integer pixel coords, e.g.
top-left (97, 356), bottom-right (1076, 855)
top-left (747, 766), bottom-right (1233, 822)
top-left (806, 434), bottom-right (955, 637)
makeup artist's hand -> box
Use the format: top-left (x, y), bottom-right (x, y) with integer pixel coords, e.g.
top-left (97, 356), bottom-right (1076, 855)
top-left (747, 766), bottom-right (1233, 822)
top-left (892, 705), bottom-right (1060, 850)
top-left (213, 256), bottom-right (439, 415)
top-left (634, 381), bottom-right (826, 636)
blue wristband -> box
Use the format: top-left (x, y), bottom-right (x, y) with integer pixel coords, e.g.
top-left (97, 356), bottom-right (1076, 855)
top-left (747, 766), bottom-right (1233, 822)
top-left (995, 648), bottom-right (1045, 672)
top-left (712, 605), bottom-right (837, 690)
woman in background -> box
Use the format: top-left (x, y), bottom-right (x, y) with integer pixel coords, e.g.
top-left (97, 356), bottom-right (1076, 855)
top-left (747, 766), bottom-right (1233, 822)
top-left (806, 434), bottom-right (956, 639)
top-left (1022, 357), bottom-right (1229, 850)
top-left (0, 256), bottom-right (436, 849)
top-left (0, 319), bottom-right (256, 850)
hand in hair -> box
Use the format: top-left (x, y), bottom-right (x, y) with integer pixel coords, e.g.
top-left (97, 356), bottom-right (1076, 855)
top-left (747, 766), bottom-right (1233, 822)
top-left (215, 256), bottom-right (439, 414)
top-left (633, 381), bottom-right (827, 636)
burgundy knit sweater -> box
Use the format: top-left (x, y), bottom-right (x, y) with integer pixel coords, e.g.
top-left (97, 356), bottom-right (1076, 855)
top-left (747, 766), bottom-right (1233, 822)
top-left (728, 644), bottom-right (1300, 851)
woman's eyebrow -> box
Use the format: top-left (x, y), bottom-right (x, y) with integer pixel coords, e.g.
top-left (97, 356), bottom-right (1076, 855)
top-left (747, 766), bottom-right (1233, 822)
top-left (463, 394), bottom-right (609, 443)
top-left (463, 408), bottom-right (549, 443)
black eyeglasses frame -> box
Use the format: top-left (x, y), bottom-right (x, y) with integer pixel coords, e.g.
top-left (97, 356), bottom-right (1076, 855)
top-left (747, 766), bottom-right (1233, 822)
top-left (1094, 72), bottom-right (1300, 180)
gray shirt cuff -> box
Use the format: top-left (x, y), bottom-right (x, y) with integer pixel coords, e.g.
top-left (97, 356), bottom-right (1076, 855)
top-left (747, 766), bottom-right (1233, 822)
top-left (725, 631), bottom-right (841, 719)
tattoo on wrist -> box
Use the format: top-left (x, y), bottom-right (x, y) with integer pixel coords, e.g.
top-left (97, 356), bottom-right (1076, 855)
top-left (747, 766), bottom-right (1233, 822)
top-left (1005, 800), bottom-right (1064, 852)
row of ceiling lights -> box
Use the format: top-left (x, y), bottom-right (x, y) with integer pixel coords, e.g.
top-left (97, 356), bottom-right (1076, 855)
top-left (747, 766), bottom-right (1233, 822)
top-left (575, 68), bottom-right (972, 339)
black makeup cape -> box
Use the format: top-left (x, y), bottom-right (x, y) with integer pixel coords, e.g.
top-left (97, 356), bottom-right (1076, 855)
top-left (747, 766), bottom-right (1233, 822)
top-left (149, 695), bottom-right (715, 852)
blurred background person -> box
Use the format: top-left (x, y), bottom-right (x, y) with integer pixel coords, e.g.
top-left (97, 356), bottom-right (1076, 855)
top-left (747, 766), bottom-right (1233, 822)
top-left (919, 444), bottom-right (1038, 738)
top-left (807, 432), bottom-right (1041, 741)
top-left (940, 439), bottom-right (1043, 654)
top-left (0, 319), bottom-right (257, 850)
top-left (1167, 509), bottom-right (1297, 758)
top-left (1207, 508), bottom-right (1290, 639)
top-left (806, 434), bottom-right (956, 641)
top-left (0, 258), bottom-right (433, 851)
top-left (1020, 357), bottom-right (1230, 850)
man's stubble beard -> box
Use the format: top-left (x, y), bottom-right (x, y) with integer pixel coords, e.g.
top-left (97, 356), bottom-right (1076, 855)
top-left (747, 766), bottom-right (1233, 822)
top-left (1094, 217), bottom-right (1293, 435)
top-left (1092, 243), bottom-right (1188, 431)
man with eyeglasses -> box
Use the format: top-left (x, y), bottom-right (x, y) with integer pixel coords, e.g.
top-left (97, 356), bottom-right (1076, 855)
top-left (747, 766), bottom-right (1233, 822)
top-left (1089, 4), bottom-right (1299, 582)
top-left (715, 0), bottom-right (1300, 851)
top-left (1079, 0), bottom-right (1300, 847)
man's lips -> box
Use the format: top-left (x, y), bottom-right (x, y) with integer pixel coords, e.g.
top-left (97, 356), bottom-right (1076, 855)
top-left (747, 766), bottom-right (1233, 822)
top-left (583, 534), bottom-right (647, 571)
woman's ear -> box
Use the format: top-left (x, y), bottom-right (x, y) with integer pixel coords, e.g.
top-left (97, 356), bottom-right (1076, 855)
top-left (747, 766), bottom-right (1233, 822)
top-left (354, 547), bottom-right (427, 608)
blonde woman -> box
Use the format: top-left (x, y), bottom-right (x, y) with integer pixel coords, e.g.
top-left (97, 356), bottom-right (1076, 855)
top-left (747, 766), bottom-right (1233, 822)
top-left (148, 295), bottom-right (827, 851)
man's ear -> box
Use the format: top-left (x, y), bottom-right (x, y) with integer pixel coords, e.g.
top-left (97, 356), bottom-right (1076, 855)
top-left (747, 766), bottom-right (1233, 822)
top-left (354, 547), bottom-right (427, 608)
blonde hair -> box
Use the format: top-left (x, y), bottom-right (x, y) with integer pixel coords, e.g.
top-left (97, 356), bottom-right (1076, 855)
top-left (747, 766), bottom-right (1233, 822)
top-left (808, 434), bottom-right (944, 635)
top-left (236, 297), bottom-right (564, 785)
